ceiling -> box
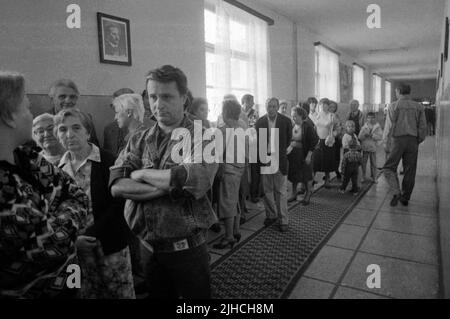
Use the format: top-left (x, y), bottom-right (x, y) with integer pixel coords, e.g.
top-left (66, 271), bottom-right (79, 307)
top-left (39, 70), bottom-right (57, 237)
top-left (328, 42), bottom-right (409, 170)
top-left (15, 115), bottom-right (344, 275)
top-left (257, 0), bottom-right (445, 80)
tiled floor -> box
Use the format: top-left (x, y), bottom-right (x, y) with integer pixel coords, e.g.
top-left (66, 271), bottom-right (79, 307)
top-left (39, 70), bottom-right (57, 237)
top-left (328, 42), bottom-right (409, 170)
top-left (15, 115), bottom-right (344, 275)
top-left (208, 137), bottom-right (440, 299)
top-left (288, 136), bottom-right (440, 299)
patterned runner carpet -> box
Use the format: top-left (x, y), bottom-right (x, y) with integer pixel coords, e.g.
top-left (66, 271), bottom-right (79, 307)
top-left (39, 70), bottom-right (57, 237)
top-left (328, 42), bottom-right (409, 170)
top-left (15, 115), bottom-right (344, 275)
top-left (210, 179), bottom-right (372, 299)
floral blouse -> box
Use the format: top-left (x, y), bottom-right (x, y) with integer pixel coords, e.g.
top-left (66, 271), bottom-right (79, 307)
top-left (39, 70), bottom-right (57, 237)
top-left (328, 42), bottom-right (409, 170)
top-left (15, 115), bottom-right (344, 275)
top-left (0, 144), bottom-right (89, 298)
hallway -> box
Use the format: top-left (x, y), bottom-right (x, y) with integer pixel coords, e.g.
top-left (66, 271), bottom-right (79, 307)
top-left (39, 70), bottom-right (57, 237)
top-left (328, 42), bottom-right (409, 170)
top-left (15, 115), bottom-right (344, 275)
top-left (288, 136), bottom-right (439, 299)
top-left (209, 137), bottom-right (440, 299)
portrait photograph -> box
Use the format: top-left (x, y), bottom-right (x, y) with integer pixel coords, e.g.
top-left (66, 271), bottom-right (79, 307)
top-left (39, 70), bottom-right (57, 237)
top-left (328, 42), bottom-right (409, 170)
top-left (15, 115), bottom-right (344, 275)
top-left (97, 12), bottom-right (132, 66)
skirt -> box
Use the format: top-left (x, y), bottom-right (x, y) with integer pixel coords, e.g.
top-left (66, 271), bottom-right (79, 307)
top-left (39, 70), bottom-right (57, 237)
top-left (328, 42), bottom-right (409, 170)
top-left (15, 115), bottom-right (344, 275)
top-left (333, 136), bottom-right (342, 172)
top-left (312, 139), bottom-right (335, 173)
top-left (218, 164), bottom-right (245, 219)
top-left (288, 147), bottom-right (313, 184)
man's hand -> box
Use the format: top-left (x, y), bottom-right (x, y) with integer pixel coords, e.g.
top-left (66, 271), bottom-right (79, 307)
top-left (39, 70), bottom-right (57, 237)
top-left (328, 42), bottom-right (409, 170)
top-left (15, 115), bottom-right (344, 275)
top-left (131, 170), bottom-right (145, 183)
top-left (130, 169), bottom-right (171, 190)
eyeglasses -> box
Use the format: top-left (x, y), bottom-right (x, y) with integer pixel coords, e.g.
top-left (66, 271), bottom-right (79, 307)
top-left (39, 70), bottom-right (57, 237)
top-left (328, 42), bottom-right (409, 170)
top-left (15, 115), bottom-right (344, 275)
top-left (33, 126), bottom-right (54, 136)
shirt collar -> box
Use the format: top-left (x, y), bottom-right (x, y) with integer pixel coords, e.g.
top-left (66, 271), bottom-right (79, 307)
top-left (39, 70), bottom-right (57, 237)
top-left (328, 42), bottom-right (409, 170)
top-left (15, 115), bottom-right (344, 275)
top-left (59, 143), bottom-right (101, 169)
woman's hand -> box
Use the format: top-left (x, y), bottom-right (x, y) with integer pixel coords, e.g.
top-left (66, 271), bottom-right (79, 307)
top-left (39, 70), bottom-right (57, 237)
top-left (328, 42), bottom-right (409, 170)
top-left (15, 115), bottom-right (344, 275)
top-left (286, 145), bottom-right (293, 155)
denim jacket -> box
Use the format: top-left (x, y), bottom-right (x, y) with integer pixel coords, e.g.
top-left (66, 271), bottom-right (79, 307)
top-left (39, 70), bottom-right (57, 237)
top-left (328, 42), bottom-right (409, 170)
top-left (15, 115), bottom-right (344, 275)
top-left (109, 116), bottom-right (218, 243)
top-left (383, 95), bottom-right (427, 147)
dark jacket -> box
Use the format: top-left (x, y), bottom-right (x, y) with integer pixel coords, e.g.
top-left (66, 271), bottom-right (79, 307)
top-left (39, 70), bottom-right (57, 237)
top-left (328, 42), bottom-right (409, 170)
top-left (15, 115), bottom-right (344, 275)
top-left (61, 148), bottom-right (131, 255)
top-left (103, 121), bottom-right (127, 156)
top-left (255, 113), bottom-right (293, 175)
top-left (301, 120), bottom-right (319, 154)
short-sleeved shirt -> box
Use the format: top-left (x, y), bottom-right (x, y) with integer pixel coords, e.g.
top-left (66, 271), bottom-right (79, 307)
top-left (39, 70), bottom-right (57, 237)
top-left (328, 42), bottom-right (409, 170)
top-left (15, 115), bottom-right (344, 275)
top-left (109, 115), bottom-right (218, 243)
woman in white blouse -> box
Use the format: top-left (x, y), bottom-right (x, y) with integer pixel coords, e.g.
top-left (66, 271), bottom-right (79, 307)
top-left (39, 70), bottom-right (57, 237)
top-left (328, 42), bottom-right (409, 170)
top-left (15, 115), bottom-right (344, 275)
top-left (312, 98), bottom-right (336, 188)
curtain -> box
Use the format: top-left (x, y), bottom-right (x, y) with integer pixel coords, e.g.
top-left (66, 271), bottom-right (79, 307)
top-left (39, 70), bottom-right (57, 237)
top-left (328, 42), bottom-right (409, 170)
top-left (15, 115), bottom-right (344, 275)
top-left (352, 64), bottom-right (365, 105)
top-left (205, 0), bottom-right (270, 121)
top-left (385, 80), bottom-right (392, 104)
top-left (372, 74), bottom-right (382, 111)
top-left (315, 44), bottom-right (339, 102)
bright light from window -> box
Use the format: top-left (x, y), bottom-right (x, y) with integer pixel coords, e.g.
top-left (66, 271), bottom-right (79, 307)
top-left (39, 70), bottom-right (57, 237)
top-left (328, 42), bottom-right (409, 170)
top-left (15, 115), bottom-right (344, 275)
top-left (315, 44), bottom-right (339, 101)
top-left (204, 2), bottom-right (269, 122)
top-left (372, 74), bottom-right (382, 104)
top-left (385, 81), bottom-right (392, 104)
top-left (352, 64), bottom-right (364, 105)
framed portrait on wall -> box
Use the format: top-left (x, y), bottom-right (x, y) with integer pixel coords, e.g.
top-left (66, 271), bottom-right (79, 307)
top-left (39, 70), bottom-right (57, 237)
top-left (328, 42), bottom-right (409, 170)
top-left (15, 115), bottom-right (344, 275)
top-left (97, 12), bottom-right (132, 66)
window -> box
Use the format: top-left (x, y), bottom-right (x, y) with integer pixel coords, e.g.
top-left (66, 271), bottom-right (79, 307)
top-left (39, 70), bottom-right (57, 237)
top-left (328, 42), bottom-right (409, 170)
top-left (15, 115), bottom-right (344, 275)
top-left (352, 64), bottom-right (365, 104)
top-left (204, 0), bottom-right (269, 121)
top-left (315, 44), bottom-right (339, 101)
top-left (372, 74), bottom-right (382, 105)
top-left (385, 80), bottom-right (392, 104)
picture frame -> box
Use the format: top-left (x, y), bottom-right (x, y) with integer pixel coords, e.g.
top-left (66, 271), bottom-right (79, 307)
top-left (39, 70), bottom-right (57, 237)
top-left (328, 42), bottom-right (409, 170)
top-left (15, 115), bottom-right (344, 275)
top-left (97, 12), bottom-right (132, 66)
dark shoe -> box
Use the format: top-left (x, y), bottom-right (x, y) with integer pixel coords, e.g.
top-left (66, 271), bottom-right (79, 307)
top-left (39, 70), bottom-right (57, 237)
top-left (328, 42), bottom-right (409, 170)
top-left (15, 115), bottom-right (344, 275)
top-left (288, 194), bottom-right (297, 203)
top-left (263, 218), bottom-right (276, 227)
top-left (324, 182), bottom-right (332, 189)
top-left (279, 224), bottom-right (288, 232)
top-left (399, 196), bottom-right (409, 206)
top-left (240, 215), bottom-right (247, 225)
top-left (234, 233), bottom-right (242, 243)
top-left (300, 199), bottom-right (310, 206)
top-left (210, 223), bottom-right (221, 233)
top-left (250, 197), bottom-right (260, 203)
top-left (297, 188), bottom-right (306, 195)
top-left (213, 238), bottom-right (236, 249)
top-left (390, 195), bottom-right (399, 207)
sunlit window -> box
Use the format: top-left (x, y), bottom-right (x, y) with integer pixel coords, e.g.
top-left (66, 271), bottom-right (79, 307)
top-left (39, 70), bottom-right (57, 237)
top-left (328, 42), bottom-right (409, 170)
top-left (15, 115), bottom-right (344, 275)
top-left (372, 74), bottom-right (382, 105)
top-left (315, 44), bottom-right (339, 101)
top-left (385, 80), bottom-right (392, 104)
top-left (204, 0), bottom-right (269, 121)
top-left (352, 64), bottom-right (365, 105)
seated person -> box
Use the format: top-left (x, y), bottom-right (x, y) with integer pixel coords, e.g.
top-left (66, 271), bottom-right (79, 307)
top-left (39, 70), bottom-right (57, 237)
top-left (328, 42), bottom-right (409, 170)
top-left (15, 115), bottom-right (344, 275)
top-left (186, 97), bottom-right (211, 128)
top-left (0, 71), bottom-right (89, 299)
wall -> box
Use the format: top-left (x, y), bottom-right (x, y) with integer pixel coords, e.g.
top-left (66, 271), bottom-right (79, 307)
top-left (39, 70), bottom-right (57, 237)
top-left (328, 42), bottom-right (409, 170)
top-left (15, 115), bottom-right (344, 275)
top-left (1, 0), bottom-right (206, 143)
top-left (391, 79), bottom-right (437, 101)
top-left (435, 0), bottom-right (450, 299)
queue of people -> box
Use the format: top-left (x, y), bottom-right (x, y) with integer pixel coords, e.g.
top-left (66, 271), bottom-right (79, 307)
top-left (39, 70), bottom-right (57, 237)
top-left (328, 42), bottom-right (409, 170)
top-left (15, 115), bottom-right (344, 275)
top-left (0, 66), bottom-right (426, 299)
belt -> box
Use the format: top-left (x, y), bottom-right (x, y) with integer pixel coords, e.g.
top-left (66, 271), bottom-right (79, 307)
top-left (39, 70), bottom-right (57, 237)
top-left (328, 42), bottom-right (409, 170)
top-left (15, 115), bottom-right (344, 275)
top-left (151, 231), bottom-right (206, 253)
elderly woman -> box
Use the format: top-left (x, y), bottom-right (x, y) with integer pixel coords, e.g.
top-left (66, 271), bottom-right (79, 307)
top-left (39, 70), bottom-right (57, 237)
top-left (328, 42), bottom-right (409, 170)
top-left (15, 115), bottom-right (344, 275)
top-left (32, 113), bottom-right (65, 165)
top-left (0, 71), bottom-right (89, 299)
top-left (347, 99), bottom-right (364, 136)
top-left (312, 98), bottom-right (336, 188)
top-left (54, 108), bottom-right (135, 299)
top-left (329, 101), bottom-right (343, 180)
top-left (213, 99), bottom-right (247, 249)
top-left (47, 78), bottom-right (99, 146)
top-left (287, 107), bottom-right (319, 205)
top-left (112, 93), bottom-right (147, 153)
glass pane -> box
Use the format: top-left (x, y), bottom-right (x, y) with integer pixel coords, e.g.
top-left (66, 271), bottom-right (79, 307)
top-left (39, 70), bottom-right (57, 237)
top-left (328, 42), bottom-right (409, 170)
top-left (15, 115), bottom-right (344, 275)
top-left (205, 10), bottom-right (216, 45)
top-left (206, 87), bottom-right (222, 122)
top-left (230, 19), bottom-right (247, 52)
top-left (231, 58), bottom-right (248, 89)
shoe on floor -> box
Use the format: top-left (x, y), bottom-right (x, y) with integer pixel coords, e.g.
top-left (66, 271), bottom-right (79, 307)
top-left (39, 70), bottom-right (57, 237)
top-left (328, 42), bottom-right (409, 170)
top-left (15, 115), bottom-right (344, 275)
top-left (210, 223), bottom-right (221, 233)
top-left (263, 218), bottom-right (277, 227)
top-left (390, 195), bottom-right (399, 207)
top-left (339, 189), bottom-right (345, 194)
top-left (279, 224), bottom-right (288, 232)
top-left (288, 195), bottom-right (297, 203)
top-left (297, 188), bottom-right (306, 195)
top-left (399, 196), bottom-right (409, 206)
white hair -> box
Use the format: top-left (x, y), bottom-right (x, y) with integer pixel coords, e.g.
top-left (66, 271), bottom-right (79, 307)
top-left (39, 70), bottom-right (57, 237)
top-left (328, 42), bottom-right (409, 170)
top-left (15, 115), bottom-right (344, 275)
top-left (112, 93), bottom-right (145, 123)
top-left (48, 79), bottom-right (79, 98)
top-left (33, 113), bottom-right (54, 127)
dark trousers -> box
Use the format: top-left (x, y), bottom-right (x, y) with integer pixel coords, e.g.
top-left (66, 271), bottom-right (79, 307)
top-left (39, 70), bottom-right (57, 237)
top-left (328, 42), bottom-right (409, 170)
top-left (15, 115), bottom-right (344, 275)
top-left (383, 136), bottom-right (419, 200)
top-left (145, 243), bottom-right (211, 299)
top-left (250, 163), bottom-right (262, 199)
top-left (341, 164), bottom-right (359, 192)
